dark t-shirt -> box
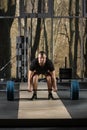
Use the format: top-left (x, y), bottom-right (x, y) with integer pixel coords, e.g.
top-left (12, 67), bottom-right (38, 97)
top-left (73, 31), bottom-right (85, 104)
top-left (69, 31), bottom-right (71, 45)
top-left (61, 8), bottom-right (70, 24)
top-left (30, 58), bottom-right (55, 75)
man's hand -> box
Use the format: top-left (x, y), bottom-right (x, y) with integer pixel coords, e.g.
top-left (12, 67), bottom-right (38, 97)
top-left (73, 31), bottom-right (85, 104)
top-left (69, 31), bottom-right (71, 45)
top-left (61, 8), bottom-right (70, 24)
top-left (52, 86), bottom-right (57, 92)
top-left (28, 85), bottom-right (33, 92)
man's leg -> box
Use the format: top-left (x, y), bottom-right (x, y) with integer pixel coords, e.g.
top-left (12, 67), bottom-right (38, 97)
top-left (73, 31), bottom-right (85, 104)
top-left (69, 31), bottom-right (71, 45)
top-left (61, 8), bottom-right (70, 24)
top-left (46, 75), bottom-right (54, 99)
top-left (31, 74), bottom-right (39, 100)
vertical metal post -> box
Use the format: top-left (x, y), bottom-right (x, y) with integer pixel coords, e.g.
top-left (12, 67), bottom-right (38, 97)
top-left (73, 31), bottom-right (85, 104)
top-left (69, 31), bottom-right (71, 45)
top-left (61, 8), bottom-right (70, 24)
top-left (48, 0), bottom-right (53, 16)
top-left (80, 18), bottom-right (84, 79)
top-left (24, 17), bottom-right (28, 81)
top-left (20, 0), bottom-right (24, 17)
top-left (50, 18), bottom-right (53, 61)
top-left (18, 18), bottom-right (21, 36)
top-left (50, 0), bottom-right (54, 61)
top-left (17, 0), bottom-right (22, 81)
top-left (80, 0), bottom-right (84, 79)
top-left (30, 18), bottom-right (32, 56)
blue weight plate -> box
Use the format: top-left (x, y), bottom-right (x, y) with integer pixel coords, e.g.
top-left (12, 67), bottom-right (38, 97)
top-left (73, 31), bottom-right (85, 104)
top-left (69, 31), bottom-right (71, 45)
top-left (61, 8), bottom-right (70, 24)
top-left (6, 81), bottom-right (14, 101)
top-left (70, 80), bottom-right (79, 100)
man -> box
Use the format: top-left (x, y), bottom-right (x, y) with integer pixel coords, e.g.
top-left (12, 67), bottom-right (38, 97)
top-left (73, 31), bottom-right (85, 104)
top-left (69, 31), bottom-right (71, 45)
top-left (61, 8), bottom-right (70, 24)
top-left (28, 51), bottom-right (57, 100)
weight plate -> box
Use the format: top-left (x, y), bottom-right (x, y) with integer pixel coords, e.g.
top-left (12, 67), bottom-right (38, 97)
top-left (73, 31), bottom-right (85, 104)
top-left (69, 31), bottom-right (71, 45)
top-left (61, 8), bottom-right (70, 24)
top-left (70, 80), bottom-right (79, 100)
top-left (6, 81), bottom-right (14, 101)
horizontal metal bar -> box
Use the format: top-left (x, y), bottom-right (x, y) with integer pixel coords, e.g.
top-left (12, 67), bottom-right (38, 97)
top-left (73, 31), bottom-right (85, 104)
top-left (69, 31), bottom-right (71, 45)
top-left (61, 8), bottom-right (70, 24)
top-left (0, 82), bottom-right (19, 85)
top-left (0, 88), bottom-right (70, 92)
top-left (0, 15), bottom-right (86, 19)
top-left (0, 88), bottom-right (87, 92)
top-left (53, 16), bottom-right (85, 19)
top-left (0, 16), bottom-right (20, 19)
top-left (19, 88), bottom-right (70, 91)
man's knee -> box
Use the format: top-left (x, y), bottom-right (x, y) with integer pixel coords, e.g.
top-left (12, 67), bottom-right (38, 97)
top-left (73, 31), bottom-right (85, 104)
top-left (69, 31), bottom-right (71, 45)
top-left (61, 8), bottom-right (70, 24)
top-left (33, 74), bottom-right (39, 82)
top-left (46, 75), bottom-right (52, 82)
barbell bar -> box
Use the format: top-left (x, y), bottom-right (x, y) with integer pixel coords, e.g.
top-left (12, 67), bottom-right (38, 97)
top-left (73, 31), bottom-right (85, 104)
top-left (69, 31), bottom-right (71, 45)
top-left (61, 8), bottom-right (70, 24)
top-left (0, 80), bottom-right (80, 101)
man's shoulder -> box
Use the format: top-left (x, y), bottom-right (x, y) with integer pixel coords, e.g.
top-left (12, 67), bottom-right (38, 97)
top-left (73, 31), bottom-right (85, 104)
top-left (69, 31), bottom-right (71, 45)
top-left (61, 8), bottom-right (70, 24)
top-left (31, 58), bottom-right (38, 65)
top-left (46, 58), bottom-right (52, 62)
top-left (46, 58), bottom-right (53, 64)
top-left (32, 58), bottom-right (38, 62)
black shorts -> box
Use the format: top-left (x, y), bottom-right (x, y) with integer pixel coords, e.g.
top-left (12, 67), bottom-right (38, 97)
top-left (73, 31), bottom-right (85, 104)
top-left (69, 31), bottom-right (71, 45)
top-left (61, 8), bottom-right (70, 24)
top-left (33, 71), bottom-right (51, 77)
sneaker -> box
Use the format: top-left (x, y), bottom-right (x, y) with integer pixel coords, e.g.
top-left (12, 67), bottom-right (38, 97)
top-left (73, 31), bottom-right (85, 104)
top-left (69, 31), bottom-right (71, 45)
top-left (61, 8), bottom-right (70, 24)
top-left (30, 93), bottom-right (37, 100)
top-left (48, 93), bottom-right (54, 100)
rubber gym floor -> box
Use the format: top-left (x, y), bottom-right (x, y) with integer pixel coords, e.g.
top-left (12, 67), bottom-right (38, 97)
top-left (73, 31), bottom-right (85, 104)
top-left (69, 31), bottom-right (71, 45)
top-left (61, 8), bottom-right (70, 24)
top-left (0, 80), bottom-right (87, 128)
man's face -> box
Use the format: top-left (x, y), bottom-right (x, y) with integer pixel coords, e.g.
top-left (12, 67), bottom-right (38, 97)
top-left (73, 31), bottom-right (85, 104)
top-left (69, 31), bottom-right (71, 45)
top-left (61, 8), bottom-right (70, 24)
top-left (38, 54), bottom-right (46, 66)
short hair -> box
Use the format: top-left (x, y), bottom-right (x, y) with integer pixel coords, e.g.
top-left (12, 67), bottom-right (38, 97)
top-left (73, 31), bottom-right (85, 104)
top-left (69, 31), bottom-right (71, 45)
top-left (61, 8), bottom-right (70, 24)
top-left (38, 51), bottom-right (47, 56)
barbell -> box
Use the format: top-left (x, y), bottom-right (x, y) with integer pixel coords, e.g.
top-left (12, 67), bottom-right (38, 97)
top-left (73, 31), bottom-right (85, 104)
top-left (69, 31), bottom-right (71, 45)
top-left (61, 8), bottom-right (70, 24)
top-left (1, 80), bottom-right (79, 101)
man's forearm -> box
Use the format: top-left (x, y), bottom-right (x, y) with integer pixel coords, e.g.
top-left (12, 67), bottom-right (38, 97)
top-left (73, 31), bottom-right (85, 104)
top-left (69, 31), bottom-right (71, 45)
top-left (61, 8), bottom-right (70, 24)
top-left (52, 78), bottom-right (57, 87)
top-left (28, 70), bottom-right (33, 88)
top-left (51, 71), bottom-right (57, 91)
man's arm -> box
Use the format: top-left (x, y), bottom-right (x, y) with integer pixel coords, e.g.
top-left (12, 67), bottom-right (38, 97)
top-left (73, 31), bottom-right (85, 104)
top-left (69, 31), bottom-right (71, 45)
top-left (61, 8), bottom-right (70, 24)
top-left (50, 70), bottom-right (57, 92)
top-left (28, 70), bottom-right (34, 92)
